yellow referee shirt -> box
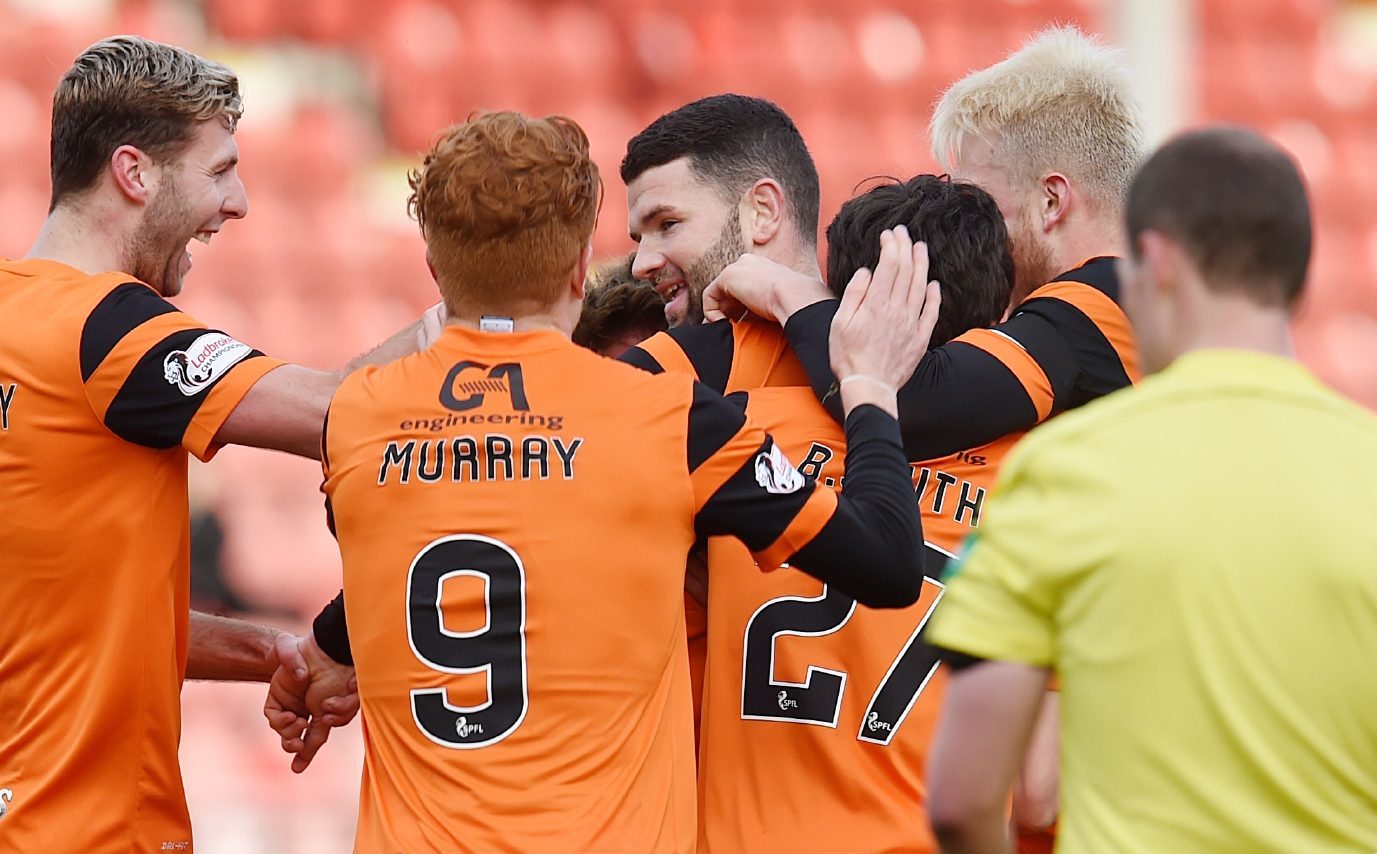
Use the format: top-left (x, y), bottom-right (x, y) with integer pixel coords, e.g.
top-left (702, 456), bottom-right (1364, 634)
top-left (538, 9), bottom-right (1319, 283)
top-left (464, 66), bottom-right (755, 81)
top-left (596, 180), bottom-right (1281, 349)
top-left (927, 349), bottom-right (1377, 853)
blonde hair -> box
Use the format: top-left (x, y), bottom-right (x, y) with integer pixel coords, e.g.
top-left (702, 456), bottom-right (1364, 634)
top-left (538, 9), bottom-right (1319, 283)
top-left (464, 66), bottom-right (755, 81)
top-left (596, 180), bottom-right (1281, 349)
top-left (408, 111), bottom-right (601, 314)
top-left (930, 26), bottom-right (1144, 209)
top-left (51, 35), bottom-right (242, 208)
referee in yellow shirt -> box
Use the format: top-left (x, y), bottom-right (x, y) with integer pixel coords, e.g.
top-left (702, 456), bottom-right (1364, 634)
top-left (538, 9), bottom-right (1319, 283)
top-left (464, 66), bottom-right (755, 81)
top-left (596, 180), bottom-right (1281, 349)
top-left (924, 125), bottom-right (1377, 854)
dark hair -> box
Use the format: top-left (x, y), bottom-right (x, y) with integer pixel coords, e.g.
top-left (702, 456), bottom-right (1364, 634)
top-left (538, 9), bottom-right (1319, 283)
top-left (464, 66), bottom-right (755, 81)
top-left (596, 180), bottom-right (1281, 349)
top-left (573, 255), bottom-right (667, 354)
top-left (1126, 125), bottom-right (1311, 306)
top-left (621, 94), bottom-right (820, 245)
top-left (825, 175), bottom-right (1014, 348)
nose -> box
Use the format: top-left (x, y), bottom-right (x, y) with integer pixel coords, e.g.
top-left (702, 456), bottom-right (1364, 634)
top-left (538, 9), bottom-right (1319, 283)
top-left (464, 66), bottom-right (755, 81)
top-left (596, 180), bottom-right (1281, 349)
top-left (223, 171), bottom-right (248, 220)
top-left (631, 244), bottom-right (662, 281)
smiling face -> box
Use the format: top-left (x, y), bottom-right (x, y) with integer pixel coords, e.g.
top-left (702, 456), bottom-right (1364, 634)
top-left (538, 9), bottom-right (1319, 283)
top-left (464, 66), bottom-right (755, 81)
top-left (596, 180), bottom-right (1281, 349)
top-left (130, 118), bottom-right (247, 297)
top-left (626, 157), bottom-right (746, 327)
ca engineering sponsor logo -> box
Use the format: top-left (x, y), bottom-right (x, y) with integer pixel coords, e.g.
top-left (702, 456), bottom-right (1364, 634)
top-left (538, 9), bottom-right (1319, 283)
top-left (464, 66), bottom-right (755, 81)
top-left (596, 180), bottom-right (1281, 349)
top-left (163, 333), bottom-right (251, 396)
top-left (755, 443), bottom-right (806, 495)
top-left (0, 787), bottom-right (13, 821)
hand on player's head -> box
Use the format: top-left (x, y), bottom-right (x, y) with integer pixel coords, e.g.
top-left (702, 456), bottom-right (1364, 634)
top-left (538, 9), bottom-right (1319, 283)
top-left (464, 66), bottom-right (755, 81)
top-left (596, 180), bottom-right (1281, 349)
top-left (829, 226), bottom-right (942, 396)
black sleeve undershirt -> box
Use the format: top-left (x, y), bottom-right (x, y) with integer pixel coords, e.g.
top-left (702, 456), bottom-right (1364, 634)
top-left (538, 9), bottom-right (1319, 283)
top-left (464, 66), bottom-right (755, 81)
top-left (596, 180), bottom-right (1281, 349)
top-left (783, 404), bottom-right (926, 608)
top-left (312, 591), bottom-right (352, 666)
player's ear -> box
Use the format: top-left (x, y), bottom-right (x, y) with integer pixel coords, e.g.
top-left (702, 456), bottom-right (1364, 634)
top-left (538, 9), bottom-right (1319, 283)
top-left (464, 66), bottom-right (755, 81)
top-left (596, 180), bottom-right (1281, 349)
top-left (743, 178), bottom-right (785, 248)
top-left (1137, 230), bottom-right (1179, 294)
top-left (110, 144), bottom-right (154, 205)
top-left (571, 243), bottom-right (594, 300)
top-left (1038, 172), bottom-right (1072, 232)
top-left (425, 250), bottom-right (438, 284)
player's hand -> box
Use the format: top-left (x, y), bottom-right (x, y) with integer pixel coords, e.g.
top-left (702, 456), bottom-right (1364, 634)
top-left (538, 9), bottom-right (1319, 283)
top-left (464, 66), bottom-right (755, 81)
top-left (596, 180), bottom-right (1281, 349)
top-left (829, 226), bottom-right (941, 416)
top-left (263, 633), bottom-right (359, 773)
top-left (703, 254), bottom-right (832, 323)
top-left (417, 301), bottom-right (448, 350)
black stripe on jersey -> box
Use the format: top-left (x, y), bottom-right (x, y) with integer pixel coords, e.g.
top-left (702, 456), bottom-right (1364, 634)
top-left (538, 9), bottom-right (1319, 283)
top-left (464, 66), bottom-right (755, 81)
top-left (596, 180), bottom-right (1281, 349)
top-left (80, 283), bottom-right (179, 381)
top-left (1052, 256), bottom-right (1121, 303)
top-left (666, 321), bottom-right (734, 394)
top-left (991, 311), bottom-right (1081, 405)
top-left (891, 342), bottom-right (1040, 461)
top-left (694, 434), bottom-right (812, 551)
top-left (686, 382), bottom-right (748, 472)
top-left (103, 327), bottom-right (266, 449)
top-left (1014, 296), bottom-right (1132, 410)
top-left (618, 345), bottom-right (664, 374)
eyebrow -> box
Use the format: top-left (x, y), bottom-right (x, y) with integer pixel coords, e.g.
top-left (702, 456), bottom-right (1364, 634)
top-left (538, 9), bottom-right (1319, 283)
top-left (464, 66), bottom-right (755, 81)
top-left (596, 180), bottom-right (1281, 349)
top-left (628, 203), bottom-right (676, 240)
top-left (210, 153), bottom-right (239, 173)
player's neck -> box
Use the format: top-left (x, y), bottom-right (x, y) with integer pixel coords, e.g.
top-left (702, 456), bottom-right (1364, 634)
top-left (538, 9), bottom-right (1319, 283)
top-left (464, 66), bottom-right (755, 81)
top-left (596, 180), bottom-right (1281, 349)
top-left (24, 206), bottom-right (130, 278)
top-left (444, 313), bottom-right (572, 338)
top-left (1050, 218), bottom-right (1123, 278)
top-left (757, 237), bottom-right (822, 281)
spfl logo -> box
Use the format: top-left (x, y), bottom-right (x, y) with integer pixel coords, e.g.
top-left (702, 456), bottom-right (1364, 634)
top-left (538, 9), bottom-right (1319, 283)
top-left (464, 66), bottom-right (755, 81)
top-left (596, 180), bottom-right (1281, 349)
top-left (0, 788), bottom-right (13, 821)
top-left (163, 333), bottom-right (252, 396)
top-left (865, 712), bottom-right (892, 734)
top-left (777, 691), bottom-right (799, 711)
top-left (456, 716), bottom-right (484, 739)
top-left (755, 444), bottom-right (806, 495)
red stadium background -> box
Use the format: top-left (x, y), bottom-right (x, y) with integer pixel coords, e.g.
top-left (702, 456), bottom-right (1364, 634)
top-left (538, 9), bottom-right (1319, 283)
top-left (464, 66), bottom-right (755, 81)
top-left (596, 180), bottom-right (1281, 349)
top-left (2, 0), bottom-right (1374, 848)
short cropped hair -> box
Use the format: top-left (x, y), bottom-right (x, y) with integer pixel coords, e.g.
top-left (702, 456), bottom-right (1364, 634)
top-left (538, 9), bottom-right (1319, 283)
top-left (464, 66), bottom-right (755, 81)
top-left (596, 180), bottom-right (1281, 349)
top-left (931, 26), bottom-right (1144, 210)
top-left (1126, 126), bottom-right (1311, 306)
top-left (826, 175), bottom-right (1013, 348)
top-left (621, 94), bottom-right (820, 245)
top-left (409, 112), bottom-right (601, 313)
top-left (573, 255), bottom-right (667, 354)
top-left (50, 35), bottom-right (243, 210)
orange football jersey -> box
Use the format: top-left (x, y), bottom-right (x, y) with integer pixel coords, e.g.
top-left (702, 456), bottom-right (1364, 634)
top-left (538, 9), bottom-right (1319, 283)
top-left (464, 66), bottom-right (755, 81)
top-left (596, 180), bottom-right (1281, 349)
top-left (0, 258), bottom-right (281, 852)
top-left (323, 325), bottom-right (843, 853)
top-left (697, 384), bottom-right (1019, 853)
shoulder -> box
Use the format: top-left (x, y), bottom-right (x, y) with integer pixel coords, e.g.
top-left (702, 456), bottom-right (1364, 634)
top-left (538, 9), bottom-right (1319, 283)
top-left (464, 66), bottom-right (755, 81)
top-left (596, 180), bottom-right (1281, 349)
top-left (998, 372), bottom-right (1182, 477)
top-left (1047, 256), bottom-right (1121, 302)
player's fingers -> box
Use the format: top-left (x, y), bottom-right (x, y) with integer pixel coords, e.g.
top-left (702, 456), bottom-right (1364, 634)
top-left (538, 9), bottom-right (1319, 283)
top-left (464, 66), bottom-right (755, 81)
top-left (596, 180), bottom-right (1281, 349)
top-left (904, 242), bottom-right (930, 318)
top-left (866, 227), bottom-right (901, 308)
top-left (272, 634), bottom-right (309, 681)
top-left (264, 706), bottom-right (301, 731)
top-left (886, 225), bottom-right (915, 310)
top-left (292, 722), bottom-right (333, 774)
top-left (702, 281), bottom-right (744, 323)
top-left (834, 266), bottom-right (873, 335)
top-left (915, 281), bottom-right (943, 351)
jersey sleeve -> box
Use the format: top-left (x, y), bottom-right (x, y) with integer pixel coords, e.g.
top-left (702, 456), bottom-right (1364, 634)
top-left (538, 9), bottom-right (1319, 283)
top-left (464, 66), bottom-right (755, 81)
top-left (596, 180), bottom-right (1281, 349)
top-left (685, 383), bottom-right (837, 569)
top-left (687, 384), bottom-right (926, 608)
top-left (619, 322), bottom-right (735, 392)
top-left (79, 283), bottom-right (284, 461)
top-left (924, 436), bottom-right (1111, 667)
top-left (781, 261), bottom-right (1138, 461)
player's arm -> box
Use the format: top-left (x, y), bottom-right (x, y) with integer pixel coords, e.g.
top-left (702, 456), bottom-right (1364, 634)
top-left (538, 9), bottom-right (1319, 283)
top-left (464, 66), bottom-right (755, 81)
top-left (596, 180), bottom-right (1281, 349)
top-left (185, 611), bottom-right (303, 682)
top-left (926, 658), bottom-right (1050, 854)
top-left (618, 320), bottom-right (735, 392)
top-left (214, 303), bottom-right (446, 459)
top-left (704, 254), bottom-right (1131, 460)
top-left (692, 228), bottom-right (941, 607)
top-left (80, 283), bottom-right (443, 462)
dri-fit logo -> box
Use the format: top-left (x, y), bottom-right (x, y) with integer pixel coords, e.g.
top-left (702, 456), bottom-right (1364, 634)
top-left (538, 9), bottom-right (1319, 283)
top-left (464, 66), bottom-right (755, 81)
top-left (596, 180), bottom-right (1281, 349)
top-left (440, 362), bottom-right (529, 412)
